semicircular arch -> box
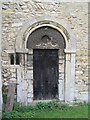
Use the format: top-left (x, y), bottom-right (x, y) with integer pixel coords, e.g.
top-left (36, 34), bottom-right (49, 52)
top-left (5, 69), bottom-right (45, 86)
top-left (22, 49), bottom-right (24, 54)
top-left (16, 15), bottom-right (76, 53)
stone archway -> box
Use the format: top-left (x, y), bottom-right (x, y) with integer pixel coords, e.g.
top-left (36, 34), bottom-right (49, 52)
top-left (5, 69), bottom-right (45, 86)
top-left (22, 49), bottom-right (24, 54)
top-left (26, 26), bottom-right (66, 101)
top-left (16, 15), bottom-right (76, 104)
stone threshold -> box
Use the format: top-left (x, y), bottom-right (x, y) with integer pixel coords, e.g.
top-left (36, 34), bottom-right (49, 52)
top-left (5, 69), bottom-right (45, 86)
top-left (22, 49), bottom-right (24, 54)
top-left (27, 99), bottom-right (64, 106)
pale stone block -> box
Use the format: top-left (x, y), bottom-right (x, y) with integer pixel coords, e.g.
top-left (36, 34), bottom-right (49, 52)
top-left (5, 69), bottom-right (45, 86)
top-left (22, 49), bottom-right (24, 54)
top-left (58, 80), bottom-right (64, 101)
top-left (27, 80), bottom-right (33, 93)
top-left (12, 23), bottom-right (23, 27)
top-left (28, 50), bottom-right (33, 54)
top-left (27, 92), bottom-right (33, 98)
top-left (59, 66), bottom-right (64, 73)
top-left (11, 73), bottom-right (16, 78)
top-left (22, 80), bottom-right (28, 90)
top-left (66, 54), bottom-right (71, 61)
top-left (27, 66), bottom-right (33, 70)
top-left (76, 71), bottom-right (83, 74)
top-left (80, 92), bottom-right (88, 102)
top-left (58, 60), bottom-right (64, 64)
top-left (17, 84), bottom-right (22, 103)
top-left (59, 74), bottom-right (64, 80)
top-left (26, 71), bottom-right (33, 79)
top-left (10, 68), bottom-right (16, 73)
top-left (27, 98), bottom-right (33, 103)
top-left (22, 90), bottom-right (28, 104)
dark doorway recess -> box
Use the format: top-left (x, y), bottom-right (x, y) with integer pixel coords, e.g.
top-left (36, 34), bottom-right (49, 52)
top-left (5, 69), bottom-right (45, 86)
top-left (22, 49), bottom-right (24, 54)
top-left (33, 49), bottom-right (59, 100)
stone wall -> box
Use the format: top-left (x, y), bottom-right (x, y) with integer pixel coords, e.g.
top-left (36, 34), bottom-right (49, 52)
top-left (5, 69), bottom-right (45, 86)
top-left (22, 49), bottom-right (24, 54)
top-left (0, 1), bottom-right (2, 119)
top-left (2, 1), bottom-right (88, 103)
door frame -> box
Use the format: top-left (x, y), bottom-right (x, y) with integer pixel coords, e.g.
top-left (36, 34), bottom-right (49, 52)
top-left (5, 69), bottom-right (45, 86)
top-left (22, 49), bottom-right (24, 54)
top-left (16, 16), bottom-right (76, 104)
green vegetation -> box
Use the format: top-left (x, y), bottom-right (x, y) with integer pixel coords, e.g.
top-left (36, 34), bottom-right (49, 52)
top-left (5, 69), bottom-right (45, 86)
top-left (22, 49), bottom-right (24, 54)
top-left (2, 101), bottom-right (88, 119)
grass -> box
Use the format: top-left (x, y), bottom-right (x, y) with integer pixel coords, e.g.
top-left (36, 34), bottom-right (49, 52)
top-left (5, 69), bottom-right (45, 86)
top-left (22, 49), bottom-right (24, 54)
top-left (33, 105), bottom-right (88, 118)
top-left (2, 101), bottom-right (88, 119)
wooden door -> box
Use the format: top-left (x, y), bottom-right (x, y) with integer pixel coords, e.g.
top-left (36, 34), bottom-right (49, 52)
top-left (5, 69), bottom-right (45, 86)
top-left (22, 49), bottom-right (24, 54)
top-left (33, 49), bottom-right (58, 100)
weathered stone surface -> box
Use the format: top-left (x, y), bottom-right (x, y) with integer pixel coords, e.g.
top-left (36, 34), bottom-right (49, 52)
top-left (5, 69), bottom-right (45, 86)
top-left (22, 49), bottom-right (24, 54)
top-left (12, 23), bottom-right (23, 27)
top-left (1, 1), bottom-right (88, 103)
top-left (26, 71), bottom-right (33, 79)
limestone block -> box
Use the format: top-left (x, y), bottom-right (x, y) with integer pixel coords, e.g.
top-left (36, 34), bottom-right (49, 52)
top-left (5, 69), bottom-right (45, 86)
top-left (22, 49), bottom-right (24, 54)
top-left (59, 64), bottom-right (64, 73)
top-left (10, 68), bottom-right (16, 73)
top-left (58, 59), bottom-right (64, 64)
top-left (80, 92), bottom-right (88, 102)
top-left (27, 98), bottom-right (33, 103)
top-left (76, 71), bottom-right (83, 75)
top-left (58, 80), bottom-right (64, 101)
top-left (27, 66), bottom-right (33, 70)
top-left (27, 81), bottom-right (33, 93)
top-left (11, 73), bottom-right (16, 78)
top-left (3, 81), bottom-right (8, 86)
top-left (59, 74), bottom-right (64, 80)
top-left (23, 9), bottom-right (29, 13)
top-left (80, 86), bottom-right (88, 92)
top-left (28, 50), bottom-right (33, 55)
top-left (22, 90), bottom-right (27, 104)
top-left (22, 80), bottom-right (28, 90)
top-left (2, 5), bottom-right (8, 10)
top-left (9, 78), bottom-right (16, 83)
top-left (2, 61), bottom-right (8, 65)
top-left (3, 73), bottom-right (9, 78)
top-left (12, 23), bottom-right (23, 27)
top-left (17, 86), bottom-right (22, 103)
top-left (27, 92), bottom-right (33, 98)
top-left (26, 71), bottom-right (33, 79)
top-left (21, 5), bottom-right (27, 9)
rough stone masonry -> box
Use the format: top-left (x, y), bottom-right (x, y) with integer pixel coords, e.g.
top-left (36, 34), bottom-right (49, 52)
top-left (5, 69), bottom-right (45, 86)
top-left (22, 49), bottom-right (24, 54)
top-left (1, 0), bottom-right (88, 104)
